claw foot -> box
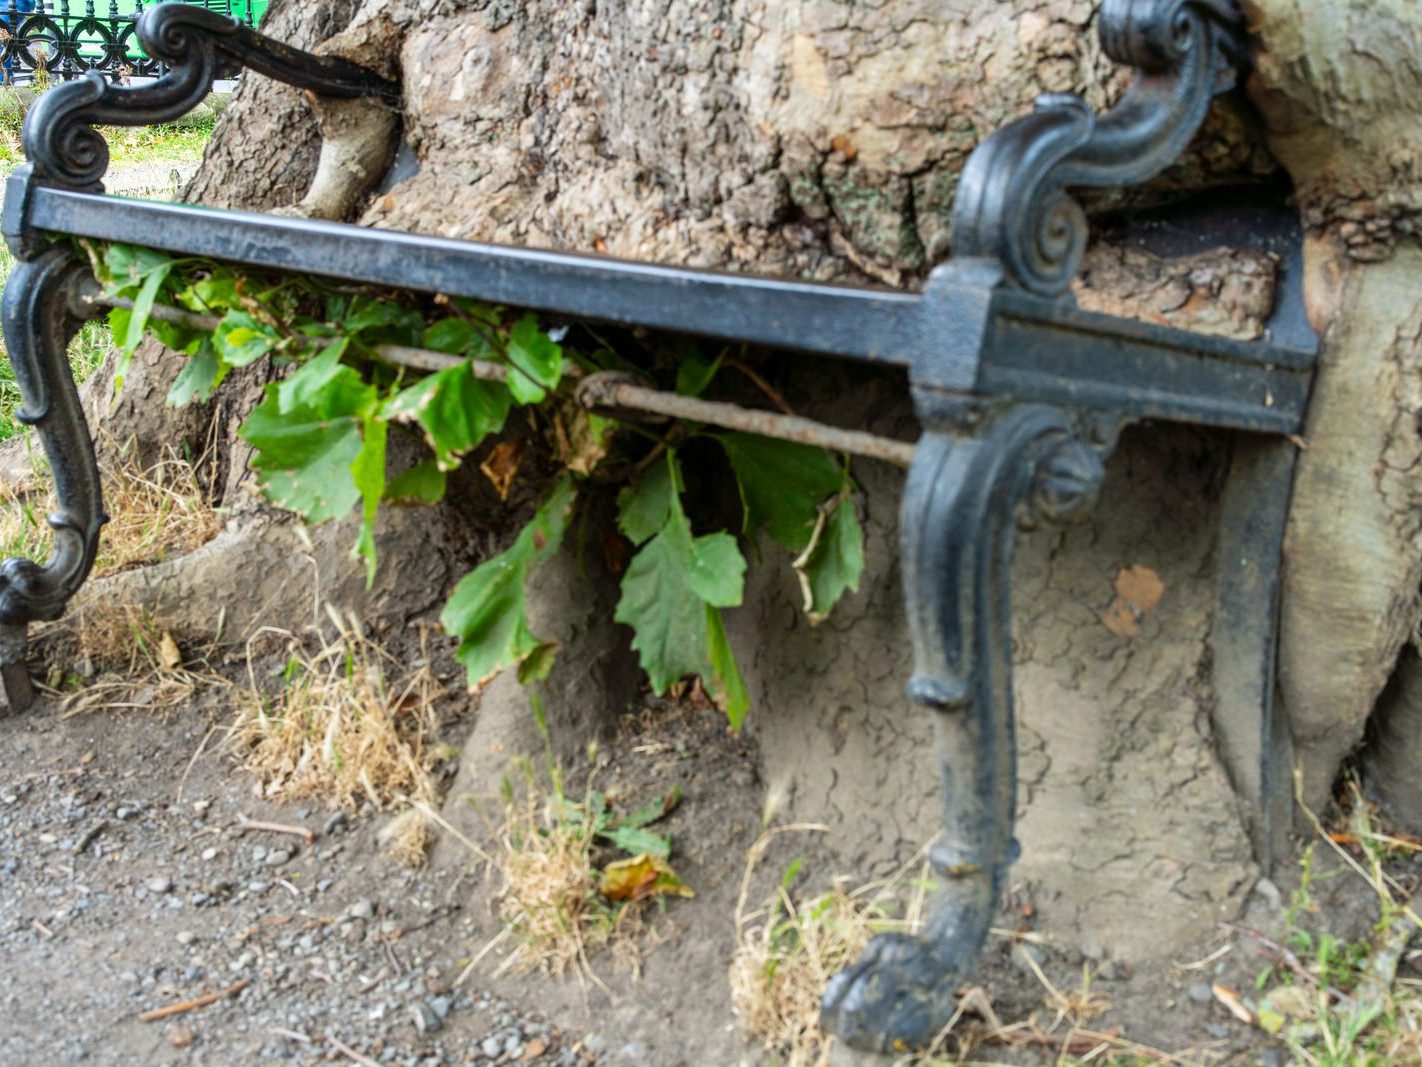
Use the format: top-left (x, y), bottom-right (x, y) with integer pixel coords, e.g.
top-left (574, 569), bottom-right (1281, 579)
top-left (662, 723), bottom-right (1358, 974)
top-left (820, 932), bottom-right (964, 1053)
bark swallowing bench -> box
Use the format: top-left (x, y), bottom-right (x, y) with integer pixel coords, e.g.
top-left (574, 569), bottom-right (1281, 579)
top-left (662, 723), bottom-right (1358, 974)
top-left (0, 0), bottom-right (1316, 1052)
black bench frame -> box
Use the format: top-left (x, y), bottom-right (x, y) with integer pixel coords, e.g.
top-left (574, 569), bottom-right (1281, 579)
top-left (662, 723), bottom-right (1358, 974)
top-left (0, 1), bottom-right (1316, 1052)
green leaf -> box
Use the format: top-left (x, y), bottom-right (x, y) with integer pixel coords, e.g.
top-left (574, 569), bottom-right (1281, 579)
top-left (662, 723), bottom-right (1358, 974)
top-left (614, 465), bottom-right (747, 704)
top-left (705, 606), bottom-right (749, 729)
top-left (675, 350), bottom-right (723, 397)
top-left (422, 318), bottom-right (482, 356)
top-left (181, 270), bottom-right (241, 313)
top-left (717, 433), bottom-right (842, 552)
top-left (278, 338), bottom-right (349, 414)
top-left (102, 243), bottom-right (173, 295)
top-left (384, 459), bottom-right (447, 506)
top-left (118, 256), bottom-right (173, 360)
top-left (616, 453), bottom-right (674, 545)
top-left (238, 366), bottom-right (375, 524)
top-left (506, 314), bottom-right (563, 405)
top-left (341, 295), bottom-right (423, 341)
top-left (440, 477), bottom-right (575, 688)
top-left (601, 825), bottom-right (672, 861)
top-left (166, 337), bottom-right (226, 407)
top-left (382, 360), bottom-right (510, 470)
top-left (214, 310), bottom-right (281, 368)
top-left (620, 784), bottom-right (683, 829)
top-left (351, 413), bottom-right (388, 588)
top-left (794, 493), bottom-right (865, 621)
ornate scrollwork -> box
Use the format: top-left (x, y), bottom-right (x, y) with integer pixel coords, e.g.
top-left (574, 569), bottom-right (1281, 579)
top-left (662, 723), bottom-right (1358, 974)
top-left (0, 246), bottom-right (106, 637)
top-left (23, 3), bottom-right (398, 190)
top-left (821, 407), bottom-right (1108, 1052)
top-left (950, 0), bottom-right (1246, 297)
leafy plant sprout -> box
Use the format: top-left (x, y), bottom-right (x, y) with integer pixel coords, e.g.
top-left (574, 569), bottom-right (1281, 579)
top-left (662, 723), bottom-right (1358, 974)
top-left (85, 240), bottom-right (870, 729)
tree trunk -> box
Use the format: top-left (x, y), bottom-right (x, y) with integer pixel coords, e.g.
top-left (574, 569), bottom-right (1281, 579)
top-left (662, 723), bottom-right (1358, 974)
top-left (73, 0), bottom-right (1422, 1033)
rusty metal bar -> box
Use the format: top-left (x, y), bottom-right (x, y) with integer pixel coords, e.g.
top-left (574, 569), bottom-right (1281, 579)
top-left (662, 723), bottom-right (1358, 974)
top-left (78, 287), bottom-right (920, 466)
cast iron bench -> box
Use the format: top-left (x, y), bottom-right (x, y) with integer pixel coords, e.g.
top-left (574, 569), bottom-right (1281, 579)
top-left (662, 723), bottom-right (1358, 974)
top-left (0, 0), bottom-right (1317, 1053)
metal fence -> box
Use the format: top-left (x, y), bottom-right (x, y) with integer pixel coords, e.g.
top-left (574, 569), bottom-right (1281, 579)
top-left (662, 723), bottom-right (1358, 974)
top-left (0, 1), bottom-right (266, 85)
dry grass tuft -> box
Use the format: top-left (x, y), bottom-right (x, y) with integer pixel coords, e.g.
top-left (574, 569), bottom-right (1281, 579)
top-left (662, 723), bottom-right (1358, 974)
top-left (729, 826), bottom-right (932, 1067)
top-left (52, 600), bottom-right (217, 714)
top-left (0, 438), bottom-right (218, 577)
top-left (495, 782), bottom-right (611, 978)
top-left (229, 609), bottom-right (442, 865)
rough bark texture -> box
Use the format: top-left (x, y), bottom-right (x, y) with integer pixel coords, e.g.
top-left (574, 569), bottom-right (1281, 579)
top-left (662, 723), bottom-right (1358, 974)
top-left (79, 0), bottom-right (1422, 1013)
top-left (1243, 1), bottom-right (1422, 819)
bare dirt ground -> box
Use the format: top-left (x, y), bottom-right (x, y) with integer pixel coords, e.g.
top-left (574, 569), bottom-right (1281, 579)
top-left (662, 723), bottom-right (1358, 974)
top-left (3, 649), bottom-right (1413, 1067)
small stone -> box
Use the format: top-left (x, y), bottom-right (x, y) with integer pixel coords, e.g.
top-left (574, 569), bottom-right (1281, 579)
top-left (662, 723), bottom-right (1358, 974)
top-left (265, 849), bottom-right (292, 868)
top-left (201, 847), bottom-right (219, 862)
top-left (247, 880), bottom-right (269, 894)
top-left (251, 846), bottom-right (267, 862)
top-left (410, 1001), bottom-right (442, 1034)
top-left (481, 1038), bottom-right (502, 1059)
top-left (428, 995), bottom-right (451, 1020)
top-left (176, 931), bottom-right (196, 946)
top-left (522, 1038), bottom-right (548, 1059)
top-left (1187, 983), bottom-right (1213, 1005)
top-left (323, 811), bottom-right (348, 836)
top-left (1204, 1022), bottom-right (1228, 1040)
top-left (347, 900), bottom-right (375, 921)
top-left (168, 1025), bottom-right (195, 1049)
top-left (316, 879), bottom-right (333, 893)
top-left (147, 876), bottom-right (173, 895)
top-left (192, 799), bottom-right (212, 816)
top-left (1254, 877), bottom-right (1284, 912)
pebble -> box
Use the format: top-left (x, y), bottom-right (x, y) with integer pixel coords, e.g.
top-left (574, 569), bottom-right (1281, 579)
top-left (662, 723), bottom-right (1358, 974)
top-left (176, 931), bottom-right (196, 946)
top-left (147, 877), bottom-right (173, 895)
top-left (1204, 1022), bottom-right (1228, 1040)
top-left (323, 811), bottom-right (348, 836)
top-left (410, 1001), bottom-right (442, 1034)
top-left (201, 847), bottom-right (219, 862)
top-left (1187, 983), bottom-right (1213, 1005)
top-left (481, 1038), bottom-right (502, 1059)
top-left (264, 849), bottom-right (291, 868)
top-left (428, 995), bottom-right (451, 1020)
top-left (347, 900), bottom-right (376, 921)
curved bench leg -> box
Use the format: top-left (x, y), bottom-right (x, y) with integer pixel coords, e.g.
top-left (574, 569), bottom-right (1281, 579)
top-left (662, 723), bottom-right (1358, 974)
top-left (821, 404), bottom-right (1109, 1053)
top-left (0, 245), bottom-right (106, 712)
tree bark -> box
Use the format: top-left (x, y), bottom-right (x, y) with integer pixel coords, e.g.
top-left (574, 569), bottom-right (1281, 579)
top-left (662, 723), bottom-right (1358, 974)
top-left (78, 0), bottom-right (1422, 985)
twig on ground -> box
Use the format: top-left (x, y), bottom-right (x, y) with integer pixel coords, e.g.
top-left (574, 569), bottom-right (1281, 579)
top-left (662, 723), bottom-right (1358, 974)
top-left (269, 1026), bottom-right (311, 1044)
top-left (136, 979), bottom-right (249, 1022)
top-left (31, 919), bottom-right (54, 940)
top-left (327, 1035), bottom-right (382, 1067)
top-left (71, 820), bottom-right (107, 854)
top-left (234, 812), bottom-right (315, 846)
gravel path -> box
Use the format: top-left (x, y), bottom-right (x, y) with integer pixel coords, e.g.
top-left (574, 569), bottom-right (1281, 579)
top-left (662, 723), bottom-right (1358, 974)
top-left (0, 700), bottom-right (594, 1066)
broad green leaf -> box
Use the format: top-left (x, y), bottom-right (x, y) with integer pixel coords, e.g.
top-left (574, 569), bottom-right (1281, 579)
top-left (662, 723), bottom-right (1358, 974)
top-left (181, 271), bottom-right (242, 313)
top-left (342, 295), bottom-right (423, 341)
top-left (351, 414), bottom-right (388, 587)
top-left (705, 606), bottom-right (749, 729)
top-left (688, 531), bottom-right (745, 608)
top-left (440, 477), bottom-right (575, 687)
top-left (616, 452), bottom-right (674, 545)
top-left (102, 243), bottom-right (172, 294)
top-left (383, 360), bottom-right (510, 470)
top-left (422, 318), bottom-right (482, 356)
top-left (278, 338), bottom-right (349, 415)
top-left (238, 366), bottom-right (375, 524)
top-left (166, 337), bottom-right (226, 407)
top-left (384, 459), bottom-right (447, 505)
top-left (717, 433), bottom-right (842, 552)
top-left (214, 310), bottom-right (281, 368)
top-left (506, 314), bottom-right (563, 405)
top-left (601, 825), bottom-right (672, 861)
top-left (795, 494), bottom-right (865, 621)
top-left (614, 476), bottom-right (747, 700)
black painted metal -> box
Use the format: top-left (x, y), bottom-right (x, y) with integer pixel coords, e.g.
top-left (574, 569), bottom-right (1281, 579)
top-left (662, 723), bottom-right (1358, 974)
top-left (0, 0), bottom-right (1320, 1049)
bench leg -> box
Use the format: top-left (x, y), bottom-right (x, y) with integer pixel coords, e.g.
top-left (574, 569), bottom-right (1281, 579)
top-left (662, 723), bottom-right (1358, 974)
top-left (0, 245), bottom-right (106, 712)
top-left (821, 404), bottom-right (1108, 1053)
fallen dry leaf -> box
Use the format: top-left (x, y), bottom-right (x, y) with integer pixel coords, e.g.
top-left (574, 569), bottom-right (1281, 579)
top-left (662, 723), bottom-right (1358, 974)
top-left (1211, 982), bottom-right (1255, 1024)
top-left (158, 631), bottom-right (182, 671)
top-left (479, 439), bottom-right (526, 501)
top-left (1101, 563), bottom-right (1165, 638)
top-left (598, 853), bottom-right (694, 902)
